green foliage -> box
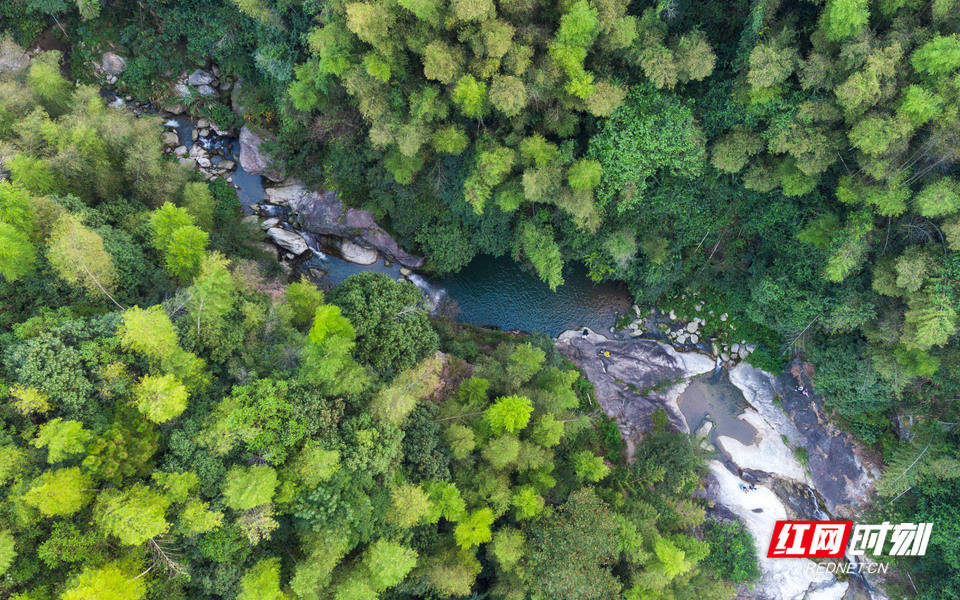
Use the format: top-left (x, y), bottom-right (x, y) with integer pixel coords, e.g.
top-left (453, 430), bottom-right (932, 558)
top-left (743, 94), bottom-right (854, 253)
top-left (484, 394), bottom-right (533, 433)
top-left (223, 465), bottom-right (278, 510)
top-left (701, 521), bottom-right (760, 583)
top-left (134, 374), bottom-right (188, 423)
top-left (454, 507), bottom-right (495, 549)
top-left (525, 488), bottom-right (622, 599)
top-left (149, 203), bottom-right (209, 281)
top-left (286, 277), bottom-right (324, 330)
top-left (94, 484), bottom-right (170, 545)
top-left (363, 539), bottom-right (418, 590)
top-left (47, 213), bottom-right (117, 299)
top-left (0, 531), bottom-right (15, 577)
top-left (331, 273), bottom-right (438, 375)
top-left (33, 418), bottom-right (93, 462)
top-left (387, 483), bottom-right (432, 528)
top-left (572, 449), bottom-right (611, 482)
top-left (371, 353), bottom-right (444, 425)
top-left (0, 221), bottom-right (36, 282)
top-left (24, 467), bottom-right (92, 516)
top-left (119, 305), bottom-right (179, 362)
top-left (515, 221), bottom-right (564, 290)
top-left (238, 558), bottom-right (287, 600)
top-left (61, 563), bottom-right (145, 600)
top-left (820, 0), bottom-right (869, 41)
top-left (588, 85), bottom-right (705, 209)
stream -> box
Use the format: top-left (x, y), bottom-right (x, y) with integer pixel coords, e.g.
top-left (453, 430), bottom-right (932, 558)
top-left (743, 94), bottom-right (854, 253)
top-left (166, 115), bottom-right (635, 337)
top-left (161, 112), bottom-right (879, 600)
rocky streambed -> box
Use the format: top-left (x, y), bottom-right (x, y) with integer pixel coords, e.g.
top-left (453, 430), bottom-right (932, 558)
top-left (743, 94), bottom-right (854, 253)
top-left (557, 328), bottom-right (885, 600)
top-left (58, 45), bottom-right (889, 600)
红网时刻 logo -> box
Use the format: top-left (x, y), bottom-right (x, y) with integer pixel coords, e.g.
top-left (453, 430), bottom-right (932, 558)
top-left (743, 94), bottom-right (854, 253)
top-left (767, 520), bottom-right (933, 559)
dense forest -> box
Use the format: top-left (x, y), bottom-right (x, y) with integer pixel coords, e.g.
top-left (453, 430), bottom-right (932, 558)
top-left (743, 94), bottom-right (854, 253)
top-left (1, 0), bottom-right (960, 597)
top-left (0, 59), bottom-right (757, 599)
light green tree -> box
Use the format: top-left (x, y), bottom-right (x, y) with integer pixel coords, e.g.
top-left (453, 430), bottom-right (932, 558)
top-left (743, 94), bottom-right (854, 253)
top-left (387, 483), bottom-right (432, 528)
top-left (426, 481), bottom-right (467, 522)
top-left (134, 374), bottom-right (188, 423)
top-left (511, 485), bottom-right (545, 519)
top-left (286, 277), bottom-right (324, 330)
top-left (32, 418), bottom-right (93, 462)
top-left (181, 182), bottom-right (216, 232)
top-left (238, 558), bottom-right (289, 600)
top-left (371, 353), bottom-right (444, 425)
top-left (151, 471), bottom-right (199, 503)
top-left (186, 252), bottom-right (237, 339)
top-left (223, 465), bottom-right (278, 510)
top-left (452, 74), bottom-right (488, 118)
top-left (820, 0), bottom-right (869, 41)
top-left (26, 52), bottom-right (71, 116)
top-left (515, 221), bottom-right (564, 290)
top-left (445, 424), bottom-right (476, 459)
top-left (363, 539), bottom-right (418, 590)
top-left (61, 562), bottom-right (146, 600)
top-left (164, 225), bottom-right (208, 281)
top-left (9, 385), bottom-right (51, 415)
top-left (491, 527), bottom-right (524, 571)
top-left (572, 450), bottom-right (611, 482)
top-left (484, 394), bottom-right (533, 433)
top-left (483, 434), bottom-right (521, 470)
top-left (911, 34), bottom-right (960, 76)
top-left (0, 530), bottom-right (15, 576)
top-left (94, 484), bottom-right (170, 546)
top-left (178, 499), bottom-right (224, 535)
top-left (24, 467), bottom-right (92, 516)
top-left (0, 222), bottom-right (36, 282)
top-left (46, 214), bottom-right (118, 302)
top-left (914, 178), bottom-right (960, 217)
top-left (454, 507), bottom-right (495, 549)
top-left (119, 306), bottom-right (179, 361)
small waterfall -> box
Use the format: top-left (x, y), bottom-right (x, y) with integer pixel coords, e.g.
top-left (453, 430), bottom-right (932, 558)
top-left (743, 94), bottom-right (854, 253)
top-left (407, 273), bottom-right (446, 311)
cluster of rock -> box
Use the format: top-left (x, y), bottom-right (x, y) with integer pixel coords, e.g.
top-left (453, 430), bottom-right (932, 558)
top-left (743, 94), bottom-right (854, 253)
top-left (95, 48), bottom-right (424, 279)
top-left (95, 49), bottom-right (238, 117)
top-left (160, 119), bottom-right (236, 181)
top-left (0, 37), bottom-right (30, 77)
top-left (237, 213), bottom-right (303, 267)
top-left (621, 300), bottom-right (755, 365)
top-left (99, 51), bottom-right (127, 84)
top-left (163, 67), bottom-right (236, 114)
top-left (556, 329), bottom-right (882, 600)
top-left (253, 180), bottom-right (424, 269)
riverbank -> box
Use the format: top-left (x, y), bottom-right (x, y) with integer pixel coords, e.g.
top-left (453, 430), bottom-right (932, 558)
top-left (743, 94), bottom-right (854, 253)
top-left (114, 74), bottom-right (887, 600)
top-left (556, 327), bottom-right (885, 600)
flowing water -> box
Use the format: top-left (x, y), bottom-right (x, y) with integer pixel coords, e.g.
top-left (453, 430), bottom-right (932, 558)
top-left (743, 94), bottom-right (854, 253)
top-left (164, 118), bottom-right (634, 336)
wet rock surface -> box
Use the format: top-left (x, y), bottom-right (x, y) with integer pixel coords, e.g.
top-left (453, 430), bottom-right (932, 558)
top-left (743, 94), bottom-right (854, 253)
top-left (771, 365), bottom-right (880, 518)
top-left (264, 180), bottom-right (424, 268)
top-left (238, 126), bottom-right (284, 182)
top-left (0, 38), bottom-right (30, 75)
top-left (556, 328), bottom-right (714, 453)
top-left (557, 330), bottom-right (882, 600)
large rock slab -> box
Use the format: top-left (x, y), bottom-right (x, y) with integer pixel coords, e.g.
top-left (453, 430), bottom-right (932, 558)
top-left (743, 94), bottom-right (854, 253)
top-left (188, 69), bottom-right (215, 86)
top-left (101, 52), bottom-right (127, 77)
top-left (239, 126), bottom-right (284, 182)
top-left (729, 362), bottom-right (879, 517)
top-left (264, 180), bottom-right (424, 268)
top-left (266, 227), bottom-right (309, 255)
top-left (705, 462), bottom-right (847, 600)
top-left (556, 328), bottom-right (714, 453)
top-left (338, 239), bottom-right (378, 265)
top-left (0, 38), bottom-right (30, 76)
